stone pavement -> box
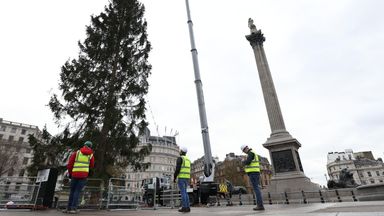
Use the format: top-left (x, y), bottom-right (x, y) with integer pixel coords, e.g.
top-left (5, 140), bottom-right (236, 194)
top-left (1, 201), bottom-right (384, 216)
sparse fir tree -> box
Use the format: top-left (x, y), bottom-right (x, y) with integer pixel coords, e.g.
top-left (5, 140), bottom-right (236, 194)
top-left (46, 0), bottom-right (152, 180)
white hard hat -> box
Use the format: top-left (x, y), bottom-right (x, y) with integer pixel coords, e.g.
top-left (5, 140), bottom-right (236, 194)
top-left (240, 145), bottom-right (248, 151)
top-left (180, 146), bottom-right (188, 153)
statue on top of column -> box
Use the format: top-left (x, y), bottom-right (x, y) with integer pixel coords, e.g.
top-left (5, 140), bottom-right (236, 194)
top-left (248, 18), bottom-right (258, 34)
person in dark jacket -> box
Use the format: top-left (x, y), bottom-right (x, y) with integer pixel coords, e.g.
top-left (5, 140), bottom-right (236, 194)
top-left (173, 146), bottom-right (191, 213)
top-left (63, 141), bottom-right (95, 214)
top-left (241, 144), bottom-right (265, 211)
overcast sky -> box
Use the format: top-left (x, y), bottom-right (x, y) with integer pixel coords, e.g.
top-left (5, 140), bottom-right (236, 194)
top-left (1, 0), bottom-right (384, 186)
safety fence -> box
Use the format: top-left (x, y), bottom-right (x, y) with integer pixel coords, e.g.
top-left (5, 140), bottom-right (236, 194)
top-left (0, 177), bottom-right (40, 208)
top-left (106, 178), bottom-right (142, 210)
top-left (141, 181), bottom-right (181, 210)
top-left (56, 178), bottom-right (105, 210)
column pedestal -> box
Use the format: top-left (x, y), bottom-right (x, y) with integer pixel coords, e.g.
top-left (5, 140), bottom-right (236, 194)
top-left (263, 137), bottom-right (320, 192)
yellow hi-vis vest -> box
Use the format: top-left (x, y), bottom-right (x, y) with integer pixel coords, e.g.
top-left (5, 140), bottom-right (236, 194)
top-left (72, 150), bottom-right (93, 173)
top-left (244, 150), bottom-right (260, 173)
top-left (178, 155), bottom-right (191, 179)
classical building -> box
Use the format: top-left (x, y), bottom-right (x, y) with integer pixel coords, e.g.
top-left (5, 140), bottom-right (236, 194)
top-left (124, 129), bottom-right (180, 192)
top-left (0, 118), bottom-right (42, 179)
top-left (214, 152), bottom-right (272, 192)
top-left (327, 149), bottom-right (384, 185)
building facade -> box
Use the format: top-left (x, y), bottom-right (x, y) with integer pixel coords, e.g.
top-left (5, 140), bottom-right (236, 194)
top-left (216, 152), bottom-right (272, 192)
top-left (191, 152), bottom-right (272, 193)
top-left (0, 118), bottom-right (42, 178)
top-left (124, 129), bottom-right (180, 192)
top-left (327, 149), bottom-right (384, 186)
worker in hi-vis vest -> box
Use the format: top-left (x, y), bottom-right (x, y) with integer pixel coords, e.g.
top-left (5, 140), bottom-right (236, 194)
top-left (173, 146), bottom-right (191, 213)
top-left (63, 141), bottom-right (95, 214)
top-left (241, 144), bottom-right (265, 211)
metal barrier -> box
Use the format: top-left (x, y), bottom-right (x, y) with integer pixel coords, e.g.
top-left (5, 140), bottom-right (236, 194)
top-left (0, 176), bottom-right (40, 208)
top-left (106, 178), bottom-right (142, 210)
top-left (141, 181), bottom-right (181, 210)
top-left (158, 184), bottom-right (180, 209)
top-left (56, 178), bottom-right (104, 210)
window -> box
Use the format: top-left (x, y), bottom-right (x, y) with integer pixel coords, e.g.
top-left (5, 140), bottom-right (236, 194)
top-left (19, 169), bottom-right (25, 177)
top-left (21, 129), bottom-right (26, 135)
top-left (380, 180), bottom-right (383, 183)
top-left (11, 127), bottom-right (17, 133)
top-left (7, 168), bottom-right (14, 176)
top-left (23, 157), bottom-right (29, 165)
top-left (376, 171), bottom-right (380, 176)
top-left (368, 172), bottom-right (372, 177)
top-left (360, 173), bottom-right (364, 178)
top-left (15, 183), bottom-right (21, 191)
top-left (0, 134), bottom-right (3, 140)
top-left (8, 135), bottom-right (14, 141)
top-left (370, 180), bottom-right (375, 184)
top-left (18, 137), bottom-right (24, 143)
top-left (0, 126), bottom-right (6, 131)
top-left (4, 182), bottom-right (10, 191)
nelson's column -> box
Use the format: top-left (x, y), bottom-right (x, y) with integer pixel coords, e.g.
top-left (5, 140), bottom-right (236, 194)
top-left (246, 18), bottom-right (319, 192)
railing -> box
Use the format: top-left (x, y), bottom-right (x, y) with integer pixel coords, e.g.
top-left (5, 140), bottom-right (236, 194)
top-left (0, 176), bottom-right (39, 208)
top-left (106, 178), bottom-right (142, 210)
top-left (56, 178), bottom-right (104, 210)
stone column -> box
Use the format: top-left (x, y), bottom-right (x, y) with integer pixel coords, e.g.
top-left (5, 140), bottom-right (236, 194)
top-left (246, 18), bottom-right (320, 192)
top-left (246, 31), bottom-right (291, 140)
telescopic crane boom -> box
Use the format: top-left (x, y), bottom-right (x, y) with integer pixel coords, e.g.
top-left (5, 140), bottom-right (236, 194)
top-left (185, 0), bottom-right (215, 182)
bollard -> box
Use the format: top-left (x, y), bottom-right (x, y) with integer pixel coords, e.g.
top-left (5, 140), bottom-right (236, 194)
top-left (335, 189), bottom-right (342, 202)
top-left (268, 192), bottom-right (272, 205)
top-left (319, 190), bottom-right (325, 203)
top-left (153, 178), bottom-right (157, 210)
top-left (301, 190), bottom-right (307, 204)
top-left (284, 192), bottom-right (289, 204)
top-left (351, 190), bottom-right (357, 202)
top-left (170, 184), bottom-right (175, 209)
top-left (239, 193), bottom-right (243, 206)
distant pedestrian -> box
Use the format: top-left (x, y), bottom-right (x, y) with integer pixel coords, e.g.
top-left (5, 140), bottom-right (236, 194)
top-left (240, 144), bottom-right (265, 211)
top-left (63, 141), bottom-right (95, 214)
top-left (174, 146), bottom-right (191, 213)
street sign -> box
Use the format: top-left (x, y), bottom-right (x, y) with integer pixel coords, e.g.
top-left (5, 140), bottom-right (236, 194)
top-left (36, 169), bottom-right (50, 183)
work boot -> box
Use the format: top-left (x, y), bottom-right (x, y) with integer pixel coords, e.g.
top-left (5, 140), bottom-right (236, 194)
top-left (178, 207), bottom-right (186, 212)
top-left (62, 208), bottom-right (70, 213)
top-left (184, 207), bottom-right (191, 212)
top-left (68, 209), bottom-right (77, 214)
top-left (253, 206), bottom-right (265, 211)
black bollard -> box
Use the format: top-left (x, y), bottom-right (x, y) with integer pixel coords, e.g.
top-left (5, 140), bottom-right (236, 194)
top-left (335, 189), bottom-right (342, 202)
top-left (351, 190), bottom-right (357, 202)
top-left (284, 192), bottom-right (289, 204)
top-left (319, 190), bottom-right (325, 203)
top-left (239, 193), bottom-right (243, 206)
top-left (301, 190), bottom-right (307, 204)
top-left (268, 192), bottom-right (272, 205)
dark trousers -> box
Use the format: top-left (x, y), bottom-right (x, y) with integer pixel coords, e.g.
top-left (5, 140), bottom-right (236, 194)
top-left (248, 172), bottom-right (263, 207)
top-left (67, 178), bottom-right (86, 210)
